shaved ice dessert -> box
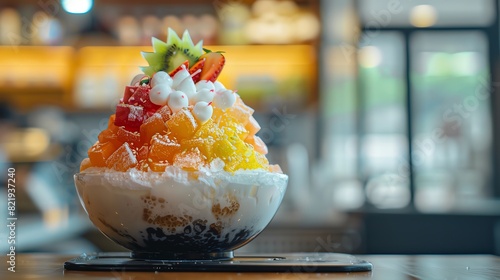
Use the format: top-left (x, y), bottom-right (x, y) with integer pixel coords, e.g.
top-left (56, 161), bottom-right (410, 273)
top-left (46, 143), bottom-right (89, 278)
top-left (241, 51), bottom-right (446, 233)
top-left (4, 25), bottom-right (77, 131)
top-left (75, 29), bottom-right (288, 260)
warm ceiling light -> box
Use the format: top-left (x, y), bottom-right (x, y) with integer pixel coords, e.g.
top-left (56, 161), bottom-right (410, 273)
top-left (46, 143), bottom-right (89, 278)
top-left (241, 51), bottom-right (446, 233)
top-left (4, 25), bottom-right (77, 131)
top-left (358, 46), bottom-right (382, 68)
top-left (410, 5), bottom-right (437, 28)
top-left (61, 0), bottom-right (93, 14)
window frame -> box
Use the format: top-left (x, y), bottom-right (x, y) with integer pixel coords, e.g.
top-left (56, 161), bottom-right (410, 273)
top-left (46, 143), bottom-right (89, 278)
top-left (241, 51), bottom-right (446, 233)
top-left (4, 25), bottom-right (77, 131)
top-left (356, 0), bottom-right (500, 208)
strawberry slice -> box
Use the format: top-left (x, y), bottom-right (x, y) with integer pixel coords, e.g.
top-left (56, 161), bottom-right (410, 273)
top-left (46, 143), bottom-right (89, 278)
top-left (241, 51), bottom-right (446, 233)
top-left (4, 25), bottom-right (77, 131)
top-left (199, 52), bottom-right (225, 82)
top-left (169, 60), bottom-right (189, 77)
top-left (189, 58), bottom-right (206, 83)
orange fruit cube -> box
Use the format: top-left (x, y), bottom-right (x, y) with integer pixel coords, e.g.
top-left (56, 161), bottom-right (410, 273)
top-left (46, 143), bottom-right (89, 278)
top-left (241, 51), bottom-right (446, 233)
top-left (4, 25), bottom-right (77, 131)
top-left (136, 160), bottom-right (149, 171)
top-left (139, 113), bottom-right (168, 145)
top-left (245, 116), bottom-right (261, 136)
top-left (116, 126), bottom-right (141, 148)
top-left (156, 105), bottom-right (172, 122)
top-left (245, 135), bottom-right (268, 155)
top-left (181, 138), bottom-right (214, 161)
top-left (269, 164), bottom-right (283, 173)
top-left (80, 157), bottom-right (92, 171)
top-left (229, 104), bottom-right (253, 125)
top-left (107, 114), bottom-right (117, 130)
top-left (174, 149), bottom-right (205, 171)
top-left (213, 96), bottom-right (254, 126)
top-left (166, 108), bottom-right (198, 141)
top-left (106, 142), bottom-right (138, 171)
top-left (136, 145), bottom-right (149, 162)
top-left (148, 161), bottom-right (168, 172)
top-left (88, 141), bottom-right (119, 167)
top-left (98, 128), bottom-right (121, 147)
top-left (149, 134), bottom-right (181, 164)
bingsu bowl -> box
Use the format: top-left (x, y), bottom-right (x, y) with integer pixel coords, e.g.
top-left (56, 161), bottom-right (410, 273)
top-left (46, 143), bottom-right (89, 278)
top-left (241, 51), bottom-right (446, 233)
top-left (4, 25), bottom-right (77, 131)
top-left (75, 29), bottom-right (288, 260)
top-left (75, 167), bottom-right (287, 260)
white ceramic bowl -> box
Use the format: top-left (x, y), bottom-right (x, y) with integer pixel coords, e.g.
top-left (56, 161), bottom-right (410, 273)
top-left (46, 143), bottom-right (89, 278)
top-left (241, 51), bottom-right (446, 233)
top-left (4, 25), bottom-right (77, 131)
top-left (74, 167), bottom-right (288, 260)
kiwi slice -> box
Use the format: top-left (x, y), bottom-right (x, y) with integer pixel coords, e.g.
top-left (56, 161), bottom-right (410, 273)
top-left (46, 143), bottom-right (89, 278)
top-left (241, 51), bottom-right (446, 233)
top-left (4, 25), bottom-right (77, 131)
top-left (140, 28), bottom-right (203, 76)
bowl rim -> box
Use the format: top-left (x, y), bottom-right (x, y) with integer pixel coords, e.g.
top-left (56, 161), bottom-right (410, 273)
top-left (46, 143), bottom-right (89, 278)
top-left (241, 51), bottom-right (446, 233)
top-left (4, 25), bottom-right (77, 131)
top-left (75, 167), bottom-right (287, 179)
top-left (74, 167), bottom-right (288, 190)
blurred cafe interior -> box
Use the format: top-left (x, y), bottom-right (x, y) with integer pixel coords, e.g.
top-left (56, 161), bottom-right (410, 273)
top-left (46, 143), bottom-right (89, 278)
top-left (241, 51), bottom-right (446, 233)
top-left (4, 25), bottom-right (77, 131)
top-left (1, 0), bottom-right (500, 256)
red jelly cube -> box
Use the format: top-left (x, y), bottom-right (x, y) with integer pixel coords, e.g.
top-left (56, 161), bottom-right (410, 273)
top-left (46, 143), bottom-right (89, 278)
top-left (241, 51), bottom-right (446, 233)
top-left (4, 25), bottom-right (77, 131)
top-left (123, 86), bottom-right (138, 103)
top-left (115, 103), bottom-right (145, 130)
top-left (127, 85), bottom-right (161, 111)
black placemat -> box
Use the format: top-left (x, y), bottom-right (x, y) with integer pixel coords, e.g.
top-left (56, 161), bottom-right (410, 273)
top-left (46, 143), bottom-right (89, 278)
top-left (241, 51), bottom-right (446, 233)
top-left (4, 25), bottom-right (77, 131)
top-left (64, 252), bottom-right (372, 272)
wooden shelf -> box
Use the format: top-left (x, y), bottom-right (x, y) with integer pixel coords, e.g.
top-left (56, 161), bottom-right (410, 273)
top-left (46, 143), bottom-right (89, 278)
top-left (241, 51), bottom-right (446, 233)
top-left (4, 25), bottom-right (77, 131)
top-left (0, 44), bottom-right (317, 111)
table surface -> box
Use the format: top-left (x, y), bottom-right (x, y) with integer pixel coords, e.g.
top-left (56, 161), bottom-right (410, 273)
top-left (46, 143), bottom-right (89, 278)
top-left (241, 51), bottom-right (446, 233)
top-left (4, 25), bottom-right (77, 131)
top-left (2, 254), bottom-right (499, 279)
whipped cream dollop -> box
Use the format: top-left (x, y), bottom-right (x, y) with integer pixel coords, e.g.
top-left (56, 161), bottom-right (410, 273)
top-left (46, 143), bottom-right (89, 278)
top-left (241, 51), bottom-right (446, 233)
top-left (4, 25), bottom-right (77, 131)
top-left (193, 101), bottom-right (213, 124)
top-left (130, 66), bottom-right (241, 123)
top-left (168, 90), bottom-right (188, 113)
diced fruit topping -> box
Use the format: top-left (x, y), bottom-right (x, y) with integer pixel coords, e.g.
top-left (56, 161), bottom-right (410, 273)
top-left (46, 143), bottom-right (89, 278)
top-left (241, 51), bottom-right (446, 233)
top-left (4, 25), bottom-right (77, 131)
top-left (127, 85), bottom-right (161, 111)
top-left (116, 127), bottom-right (141, 148)
top-left (173, 148), bottom-right (205, 171)
top-left (136, 145), bottom-right (149, 162)
top-left (139, 113), bottom-right (167, 145)
top-left (166, 108), bottom-right (198, 141)
top-left (115, 103), bottom-right (145, 130)
top-left (106, 143), bottom-right (138, 172)
top-left (82, 29), bottom-right (277, 173)
top-left (88, 141), bottom-right (119, 167)
top-left (149, 134), bottom-right (181, 164)
top-left (80, 157), bottom-right (92, 171)
top-left (246, 135), bottom-right (268, 155)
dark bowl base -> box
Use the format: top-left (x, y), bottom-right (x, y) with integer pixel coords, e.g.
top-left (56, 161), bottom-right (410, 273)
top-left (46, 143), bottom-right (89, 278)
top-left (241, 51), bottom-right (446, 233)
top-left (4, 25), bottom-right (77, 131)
top-left (131, 250), bottom-right (234, 260)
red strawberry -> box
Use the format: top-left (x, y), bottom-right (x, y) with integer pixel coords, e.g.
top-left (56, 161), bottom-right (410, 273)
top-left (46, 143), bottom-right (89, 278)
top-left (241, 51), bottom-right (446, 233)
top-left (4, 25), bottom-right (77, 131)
top-left (199, 52), bottom-right (225, 82)
top-left (169, 60), bottom-right (189, 77)
top-left (189, 58), bottom-right (206, 83)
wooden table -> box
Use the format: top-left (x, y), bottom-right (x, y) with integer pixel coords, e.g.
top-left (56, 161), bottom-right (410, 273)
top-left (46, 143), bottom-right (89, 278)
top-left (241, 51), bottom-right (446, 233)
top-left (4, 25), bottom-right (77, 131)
top-left (2, 254), bottom-right (499, 279)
